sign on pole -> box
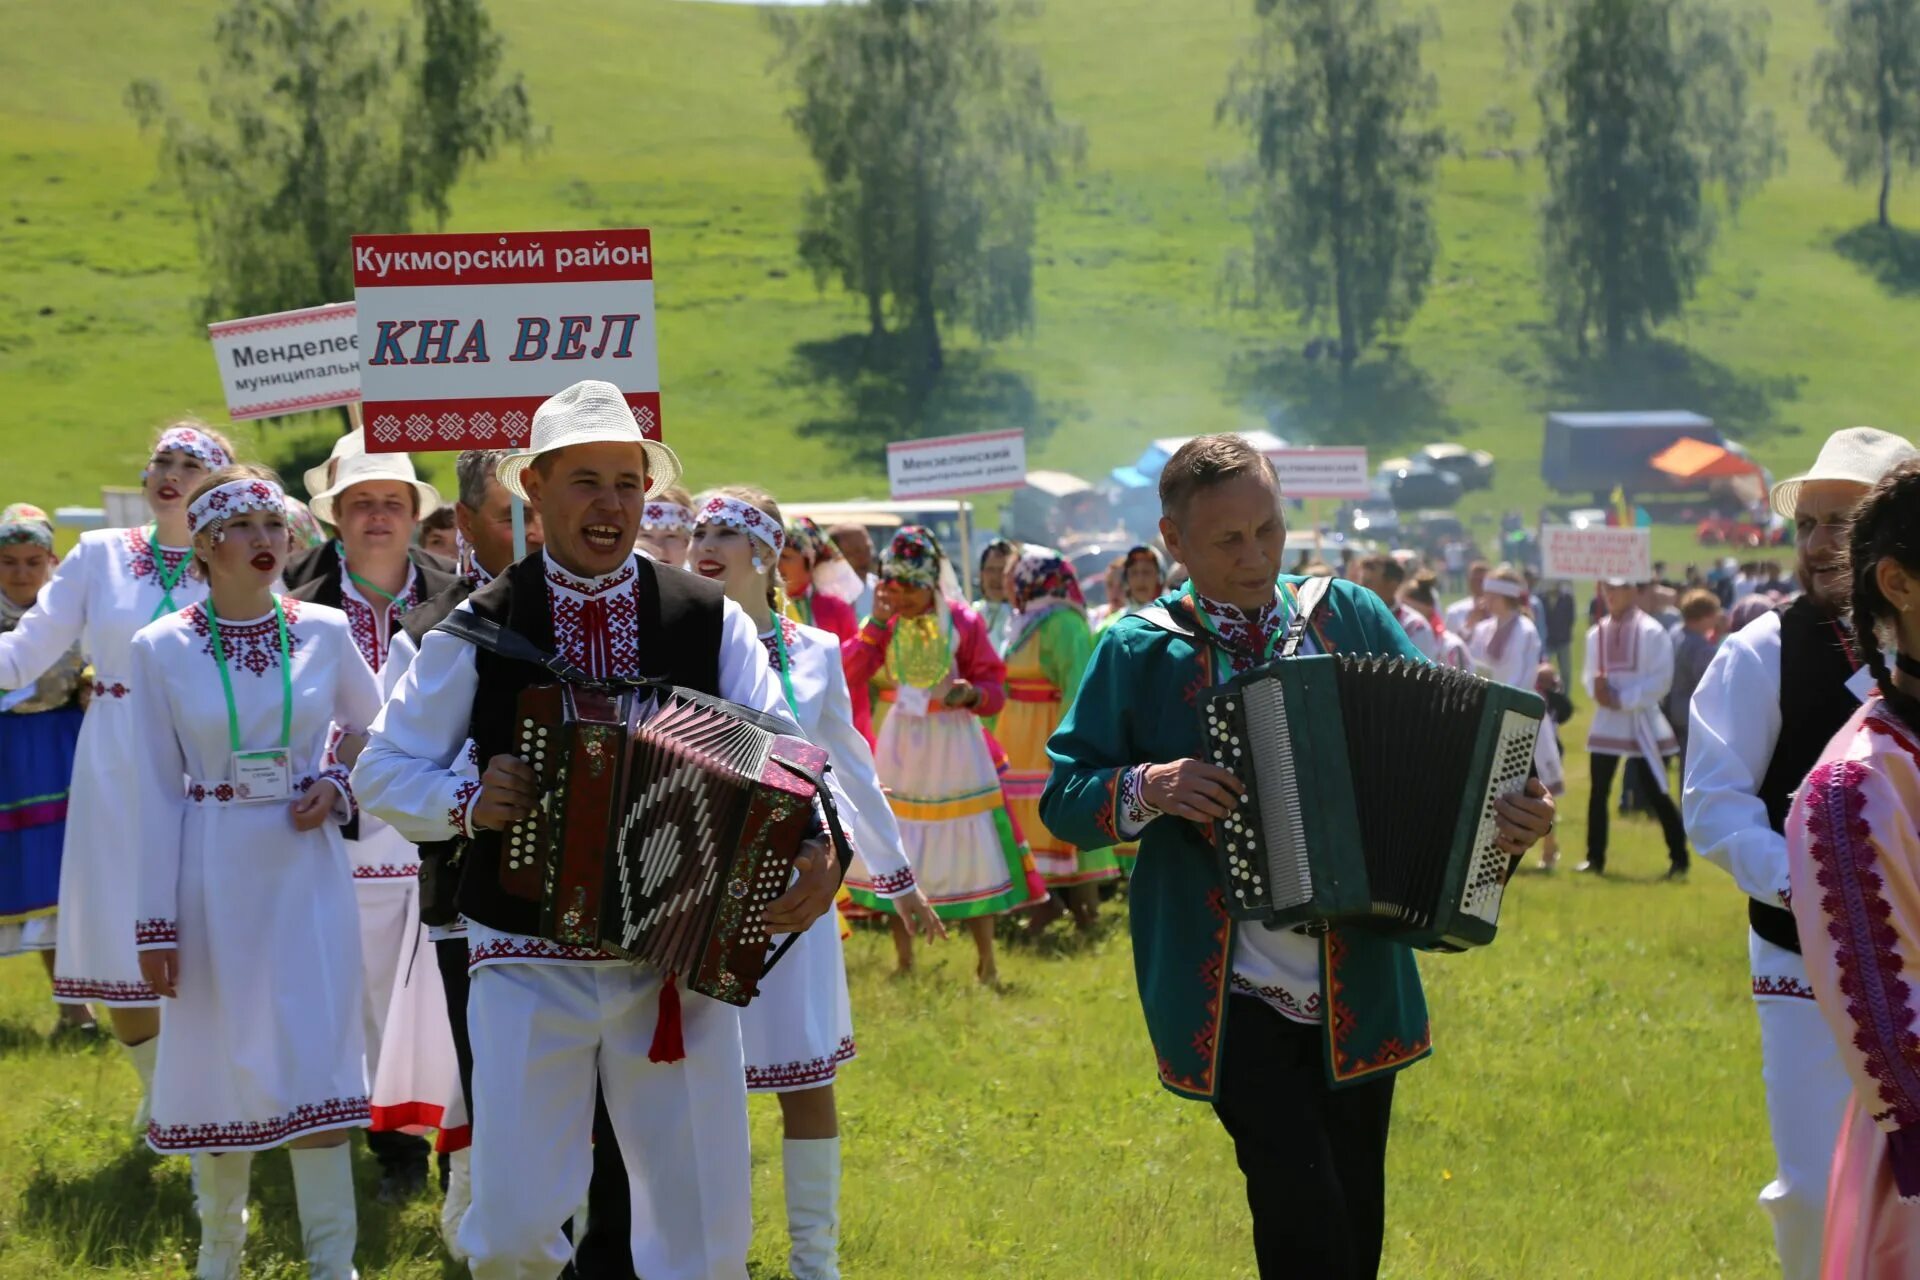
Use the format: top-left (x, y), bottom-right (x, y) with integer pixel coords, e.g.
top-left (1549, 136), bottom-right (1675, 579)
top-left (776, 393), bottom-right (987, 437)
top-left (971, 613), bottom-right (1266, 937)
top-left (1264, 446), bottom-right (1371, 499)
top-left (207, 302), bottom-right (361, 421)
top-left (886, 429), bottom-right (1027, 501)
top-left (1540, 525), bottom-right (1654, 582)
top-left (350, 228), bottom-right (660, 453)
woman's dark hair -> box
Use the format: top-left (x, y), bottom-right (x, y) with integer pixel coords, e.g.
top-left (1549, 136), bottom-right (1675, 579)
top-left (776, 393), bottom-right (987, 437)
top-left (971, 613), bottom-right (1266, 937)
top-left (1848, 458), bottom-right (1920, 717)
top-left (979, 538), bottom-right (1016, 575)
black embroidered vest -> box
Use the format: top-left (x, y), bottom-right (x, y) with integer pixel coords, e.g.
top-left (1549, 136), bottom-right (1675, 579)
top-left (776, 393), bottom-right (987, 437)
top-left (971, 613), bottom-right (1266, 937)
top-left (454, 554), bottom-right (726, 936)
top-left (1750, 596), bottom-right (1860, 953)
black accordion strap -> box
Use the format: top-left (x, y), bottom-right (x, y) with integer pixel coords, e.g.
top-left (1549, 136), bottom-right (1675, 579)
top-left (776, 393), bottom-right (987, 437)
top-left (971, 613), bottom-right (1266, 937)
top-left (431, 608), bottom-right (661, 692)
top-left (761, 753), bottom-right (855, 976)
top-left (1280, 575), bottom-right (1335, 659)
top-left (1131, 604), bottom-right (1203, 641)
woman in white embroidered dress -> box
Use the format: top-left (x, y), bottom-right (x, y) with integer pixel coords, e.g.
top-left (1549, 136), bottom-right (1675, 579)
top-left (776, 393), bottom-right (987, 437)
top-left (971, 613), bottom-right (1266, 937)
top-left (0, 421), bottom-right (231, 1120)
top-left (689, 487), bottom-right (943, 1280)
top-left (1468, 564), bottom-right (1566, 809)
top-left (130, 467), bottom-right (377, 1280)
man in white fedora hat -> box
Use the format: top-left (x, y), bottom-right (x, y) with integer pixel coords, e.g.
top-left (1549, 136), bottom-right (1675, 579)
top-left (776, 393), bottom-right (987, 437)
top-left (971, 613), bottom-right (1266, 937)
top-left (356, 379), bottom-right (839, 1280)
top-left (1685, 425), bottom-right (1919, 1279)
top-left (287, 433), bottom-right (463, 1201)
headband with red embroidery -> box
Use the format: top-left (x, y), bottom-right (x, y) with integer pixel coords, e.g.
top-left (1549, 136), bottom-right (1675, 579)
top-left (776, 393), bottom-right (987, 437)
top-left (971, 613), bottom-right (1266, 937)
top-left (152, 426), bottom-right (233, 472)
top-left (641, 501), bottom-right (694, 533)
top-left (187, 479), bottom-right (286, 541)
top-left (695, 495), bottom-right (784, 561)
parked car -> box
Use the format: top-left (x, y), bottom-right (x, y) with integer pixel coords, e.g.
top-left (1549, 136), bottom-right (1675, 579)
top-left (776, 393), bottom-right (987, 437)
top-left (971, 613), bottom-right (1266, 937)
top-left (1337, 498), bottom-right (1401, 537)
top-left (1378, 460), bottom-right (1463, 509)
top-left (1418, 443), bottom-right (1495, 491)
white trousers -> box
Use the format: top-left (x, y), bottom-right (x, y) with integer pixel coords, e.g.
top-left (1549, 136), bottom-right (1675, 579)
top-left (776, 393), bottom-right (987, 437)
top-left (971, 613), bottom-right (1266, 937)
top-left (460, 961), bottom-right (750, 1280)
top-left (1752, 932), bottom-right (1851, 1280)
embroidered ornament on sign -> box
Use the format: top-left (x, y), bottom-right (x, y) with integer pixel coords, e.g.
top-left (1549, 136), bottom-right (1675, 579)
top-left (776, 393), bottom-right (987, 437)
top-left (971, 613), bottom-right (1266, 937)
top-left (351, 228), bottom-right (663, 454)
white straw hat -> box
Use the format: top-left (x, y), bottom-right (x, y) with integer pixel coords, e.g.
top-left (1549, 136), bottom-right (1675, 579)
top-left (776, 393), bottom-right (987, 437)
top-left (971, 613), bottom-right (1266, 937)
top-left (303, 429), bottom-right (365, 504)
top-left (1771, 427), bottom-right (1919, 519)
top-left (308, 445), bottom-right (442, 527)
top-left (496, 380), bottom-right (682, 502)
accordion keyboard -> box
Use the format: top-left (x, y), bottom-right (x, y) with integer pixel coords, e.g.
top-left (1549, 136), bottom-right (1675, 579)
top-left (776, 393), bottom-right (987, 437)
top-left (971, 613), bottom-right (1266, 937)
top-left (1205, 687), bottom-right (1312, 914)
top-left (1459, 709), bottom-right (1539, 922)
top-left (505, 716), bottom-right (553, 874)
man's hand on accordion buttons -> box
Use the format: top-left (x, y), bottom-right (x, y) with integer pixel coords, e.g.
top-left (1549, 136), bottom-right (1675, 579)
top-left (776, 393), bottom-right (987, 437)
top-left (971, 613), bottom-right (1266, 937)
top-left (1492, 778), bottom-right (1555, 855)
top-left (472, 754), bottom-right (542, 831)
top-left (764, 836), bottom-right (840, 934)
top-left (1142, 758), bottom-right (1245, 823)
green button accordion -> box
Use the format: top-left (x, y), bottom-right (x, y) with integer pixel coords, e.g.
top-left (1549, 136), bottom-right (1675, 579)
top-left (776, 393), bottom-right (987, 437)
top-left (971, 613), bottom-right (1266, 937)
top-left (1203, 654), bottom-right (1545, 951)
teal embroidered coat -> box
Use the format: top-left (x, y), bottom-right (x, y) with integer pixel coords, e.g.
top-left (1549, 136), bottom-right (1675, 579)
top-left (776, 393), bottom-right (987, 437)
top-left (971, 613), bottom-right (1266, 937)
top-left (1040, 576), bottom-right (1434, 1101)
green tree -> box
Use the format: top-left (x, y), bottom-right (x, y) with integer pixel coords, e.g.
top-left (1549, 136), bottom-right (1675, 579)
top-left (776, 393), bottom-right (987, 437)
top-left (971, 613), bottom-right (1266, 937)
top-left (127, 0), bottom-right (534, 323)
top-left (1217, 0), bottom-right (1450, 372)
top-left (770, 0), bottom-right (1081, 374)
top-left (1512, 0), bottom-right (1783, 358)
top-left (1807, 0), bottom-right (1920, 228)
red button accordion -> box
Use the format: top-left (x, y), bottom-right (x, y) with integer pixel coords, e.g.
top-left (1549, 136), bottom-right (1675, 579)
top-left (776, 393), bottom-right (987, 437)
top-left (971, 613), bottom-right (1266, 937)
top-left (499, 682), bottom-right (828, 1006)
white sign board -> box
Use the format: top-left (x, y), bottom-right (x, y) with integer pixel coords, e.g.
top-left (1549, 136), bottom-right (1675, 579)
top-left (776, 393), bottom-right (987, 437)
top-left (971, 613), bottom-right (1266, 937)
top-left (1540, 525), bottom-right (1653, 582)
top-left (351, 228), bottom-right (659, 452)
top-left (1265, 446), bottom-right (1370, 499)
top-left (207, 301), bottom-right (361, 421)
top-left (887, 429), bottom-right (1027, 500)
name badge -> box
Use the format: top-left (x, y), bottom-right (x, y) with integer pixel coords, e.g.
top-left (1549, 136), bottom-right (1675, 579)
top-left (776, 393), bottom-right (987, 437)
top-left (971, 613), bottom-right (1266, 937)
top-left (231, 749), bottom-right (293, 803)
top-left (1847, 664), bottom-right (1877, 705)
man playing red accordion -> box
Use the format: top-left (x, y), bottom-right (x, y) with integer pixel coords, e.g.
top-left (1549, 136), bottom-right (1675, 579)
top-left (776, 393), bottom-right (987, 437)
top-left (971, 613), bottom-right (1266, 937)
top-left (356, 379), bottom-right (839, 1280)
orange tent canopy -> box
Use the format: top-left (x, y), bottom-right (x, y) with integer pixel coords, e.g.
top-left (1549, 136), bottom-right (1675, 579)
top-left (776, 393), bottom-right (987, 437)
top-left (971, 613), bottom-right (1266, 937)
top-left (1649, 437), bottom-right (1760, 480)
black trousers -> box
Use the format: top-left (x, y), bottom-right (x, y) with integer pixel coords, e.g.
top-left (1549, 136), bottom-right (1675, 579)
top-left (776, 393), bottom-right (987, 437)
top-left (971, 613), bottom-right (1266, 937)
top-left (433, 936), bottom-right (634, 1280)
top-left (1587, 752), bottom-right (1688, 870)
top-left (1211, 998), bottom-right (1396, 1280)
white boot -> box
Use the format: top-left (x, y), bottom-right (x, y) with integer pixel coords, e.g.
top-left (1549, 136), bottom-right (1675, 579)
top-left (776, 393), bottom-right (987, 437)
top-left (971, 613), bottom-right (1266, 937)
top-left (123, 1036), bottom-right (159, 1135)
top-left (290, 1145), bottom-right (359, 1280)
top-left (438, 1147), bottom-right (471, 1262)
top-left (189, 1152), bottom-right (252, 1280)
top-left (784, 1137), bottom-right (841, 1280)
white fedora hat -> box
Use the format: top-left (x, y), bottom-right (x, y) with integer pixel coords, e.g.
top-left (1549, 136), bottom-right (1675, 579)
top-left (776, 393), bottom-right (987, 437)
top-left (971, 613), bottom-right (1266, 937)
top-left (308, 447), bottom-right (442, 527)
top-left (496, 379), bottom-right (682, 502)
top-left (303, 429), bottom-right (365, 504)
top-left (1771, 426), bottom-right (1920, 519)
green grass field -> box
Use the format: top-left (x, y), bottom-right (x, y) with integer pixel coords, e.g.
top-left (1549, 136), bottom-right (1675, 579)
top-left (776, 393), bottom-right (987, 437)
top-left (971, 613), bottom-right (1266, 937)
top-left (0, 694), bottom-right (1780, 1279)
top-left (1, 0), bottom-right (1916, 549)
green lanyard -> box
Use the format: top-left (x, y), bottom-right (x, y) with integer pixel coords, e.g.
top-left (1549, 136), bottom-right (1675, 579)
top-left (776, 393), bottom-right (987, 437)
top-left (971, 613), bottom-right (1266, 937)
top-left (207, 599), bottom-right (293, 754)
top-left (1186, 579), bottom-right (1291, 665)
top-left (145, 524), bottom-right (189, 622)
top-left (795, 592), bottom-right (814, 628)
top-left (771, 621), bottom-right (799, 721)
top-left (337, 542), bottom-right (410, 613)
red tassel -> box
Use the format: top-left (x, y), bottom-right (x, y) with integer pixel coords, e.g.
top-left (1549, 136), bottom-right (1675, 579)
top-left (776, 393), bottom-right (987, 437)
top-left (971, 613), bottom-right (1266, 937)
top-left (648, 971), bottom-right (686, 1063)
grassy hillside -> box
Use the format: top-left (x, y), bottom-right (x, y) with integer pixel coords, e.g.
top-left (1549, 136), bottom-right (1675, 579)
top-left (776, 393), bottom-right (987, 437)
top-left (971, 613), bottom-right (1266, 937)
top-left (1, 0), bottom-right (1912, 547)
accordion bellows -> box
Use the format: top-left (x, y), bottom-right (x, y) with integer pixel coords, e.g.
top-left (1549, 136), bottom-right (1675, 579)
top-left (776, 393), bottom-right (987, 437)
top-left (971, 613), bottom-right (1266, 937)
top-left (502, 683), bottom-right (824, 1005)
top-left (1204, 655), bottom-right (1545, 951)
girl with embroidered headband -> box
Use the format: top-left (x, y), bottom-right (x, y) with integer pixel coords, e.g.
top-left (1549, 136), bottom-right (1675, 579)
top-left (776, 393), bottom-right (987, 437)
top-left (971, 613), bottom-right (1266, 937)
top-left (993, 548), bottom-right (1117, 934)
top-left (0, 419), bottom-right (235, 1126)
top-left (844, 525), bottom-right (1041, 984)
top-left (636, 482), bottom-right (695, 568)
top-left (0, 502), bottom-right (95, 1038)
top-left (689, 486), bottom-right (943, 1280)
top-left (129, 464), bottom-right (381, 1280)
top-left (1468, 564), bottom-right (1565, 823)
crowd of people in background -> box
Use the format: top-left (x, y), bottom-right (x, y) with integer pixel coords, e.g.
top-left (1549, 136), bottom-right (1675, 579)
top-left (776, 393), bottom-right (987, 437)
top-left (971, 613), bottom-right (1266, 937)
top-left (12, 406), bottom-right (1920, 1278)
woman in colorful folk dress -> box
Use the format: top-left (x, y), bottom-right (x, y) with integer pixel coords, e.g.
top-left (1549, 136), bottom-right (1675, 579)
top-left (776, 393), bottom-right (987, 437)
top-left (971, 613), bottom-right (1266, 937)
top-left (0, 504), bottom-right (95, 1035)
top-left (1787, 460), bottom-right (1920, 1279)
top-left (995, 548), bottom-right (1116, 932)
top-left (691, 488), bottom-right (944, 1280)
top-left (844, 527), bottom-right (1037, 983)
top-left (636, 482), bottom-right (694, 568)
top-left (0, 422), bottom-right (232, 1118)
top-left (974, 538), bottom-right (1018, 655)
top-left (131, 467), bottom-right (380, 1280)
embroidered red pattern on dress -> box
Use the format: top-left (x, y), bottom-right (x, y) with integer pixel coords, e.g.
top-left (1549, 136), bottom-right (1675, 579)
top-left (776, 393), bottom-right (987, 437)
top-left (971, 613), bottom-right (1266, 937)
top-left (1805, 757), bottom-right (1920, 1126)
top-left (547, 563), bottom-right (642, 680)
top-left (125, 526), bottom-right (190, 586)
top-left (1752, 975), bottom-right (1817, 1000)
top-left (1159, 887), bottom-right (1232, 1096)
top-left (851, 865), bottom-right (917, 896)
top-left (745, 1036), bottom-right (857, 1090)
top-left (1231, 972), bottom-right (1324, 1021)
top-left (467, 935), bottom-right (616, 967)
top-left (339, 567), bottom-right (422, 672)
top-left (757, 620), bottom-right (802, 670)
top-left (1327, 928), bottom-right (1432, 1082)
top-left (187, 599), bottom-right (304, 675)
top-left (134, 919), bottom-right (178, 946)
top-left (146, 1096), bottom-right (372, 1152)
top-left (353, 863), bottom-right (422, 879)
top-left (52, 976), bottom-right (158, 1004)
top-left (448, 780), bottom-right (481, 838)
top-left (91, 681), bottom-right (129, 699)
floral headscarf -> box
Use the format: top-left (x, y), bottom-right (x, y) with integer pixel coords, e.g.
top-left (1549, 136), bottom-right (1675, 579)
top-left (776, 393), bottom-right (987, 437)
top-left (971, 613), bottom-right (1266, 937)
top-left (786, 513), bottom-right (866, 603)
top-left (283, 495), bottom-right (327, 550)
top-left (0, 503), bottom-right (54, 551)
top-left (1008, 547), bottom-right (1087, 617)
top-left (879, 525), bottom-right (945, 590)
